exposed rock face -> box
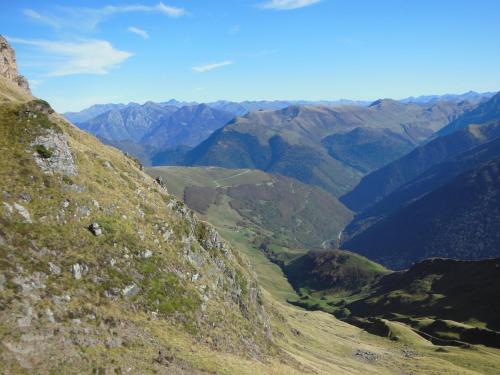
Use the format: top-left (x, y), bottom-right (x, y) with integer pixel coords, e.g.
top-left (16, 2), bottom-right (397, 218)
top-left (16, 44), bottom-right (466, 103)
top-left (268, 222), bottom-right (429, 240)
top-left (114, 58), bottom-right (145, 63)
top-left (31, 129), bottom-right (77, 176)
top-left (0, 35), bottom-right (30, 93)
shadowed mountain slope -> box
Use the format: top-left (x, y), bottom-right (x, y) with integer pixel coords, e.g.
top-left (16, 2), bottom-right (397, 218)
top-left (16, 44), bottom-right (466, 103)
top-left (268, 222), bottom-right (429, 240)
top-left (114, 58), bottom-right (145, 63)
top-left (341, 110), bottom-right (500, 212)
top-left (344, 133), bottom-right (500, 239)
top-left (343, 154), bottom-right (500, 270)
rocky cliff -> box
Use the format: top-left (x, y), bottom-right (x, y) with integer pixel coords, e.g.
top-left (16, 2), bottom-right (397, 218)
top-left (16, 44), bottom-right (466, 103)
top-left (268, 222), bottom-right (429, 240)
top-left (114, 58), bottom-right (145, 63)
top-left (0, 35), bottom-right (30, 94)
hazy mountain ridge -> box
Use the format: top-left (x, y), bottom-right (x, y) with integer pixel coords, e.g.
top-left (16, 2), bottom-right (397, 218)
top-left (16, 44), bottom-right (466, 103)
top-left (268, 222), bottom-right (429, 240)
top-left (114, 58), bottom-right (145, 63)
top-left (401, 90), bottom-right (495, 105)
top-left (65, 98), bottom-right (372, 122)
top-left (64, 103), bottom-right (128, 124)
top-left (78, 102), bottom-right (234, 148)
top-left (65, 90), bottom-right (492, 123)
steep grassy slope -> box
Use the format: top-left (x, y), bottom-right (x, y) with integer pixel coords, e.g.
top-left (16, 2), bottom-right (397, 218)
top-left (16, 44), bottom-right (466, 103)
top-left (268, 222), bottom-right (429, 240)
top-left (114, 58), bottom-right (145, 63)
top-left (147, 166), bottom-right (352, 249)
top-left (183, 101), bottom-right (470, 196)
top-left (344, 155), bottom-right (500, 270)
top-left (0, 79), bottom-right (278, 372)
top-left (342, 120), bottom-right (500, 212)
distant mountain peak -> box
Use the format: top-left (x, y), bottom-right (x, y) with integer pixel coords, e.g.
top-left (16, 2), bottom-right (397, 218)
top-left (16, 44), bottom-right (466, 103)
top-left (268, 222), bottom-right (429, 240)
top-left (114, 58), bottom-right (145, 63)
top-left (369, 98), bottom-right (400, 108)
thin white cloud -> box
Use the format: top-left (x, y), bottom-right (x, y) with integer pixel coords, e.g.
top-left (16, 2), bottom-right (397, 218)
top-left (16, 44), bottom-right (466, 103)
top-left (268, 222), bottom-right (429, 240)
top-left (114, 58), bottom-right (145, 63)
top-left (192, 61), bottom-right (234, 73)
top-left (8, 37), bottom-right (132, 77)
top-left (23, 2), bottom-right (185, 30)
top-left (259, 0), bottom-right (321, 10)
top-left (22, 9), bottom-right (60, 28)
top-left (101, 3), bottom-right (184, 17)
top-left (128, 26), bottom-right (149, 39)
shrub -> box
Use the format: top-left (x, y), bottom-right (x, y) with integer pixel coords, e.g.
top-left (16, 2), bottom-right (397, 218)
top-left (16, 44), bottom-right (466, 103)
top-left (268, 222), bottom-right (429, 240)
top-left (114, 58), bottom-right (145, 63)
top-left (35, 144), bottom-right (53, 159)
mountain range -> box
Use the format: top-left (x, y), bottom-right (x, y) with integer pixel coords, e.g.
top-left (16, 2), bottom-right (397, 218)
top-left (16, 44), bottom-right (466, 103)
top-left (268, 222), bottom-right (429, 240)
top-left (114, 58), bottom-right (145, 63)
top-left (64, 93), bottom-right (492, 169)
top-left (64, 98), bottom-right (372, 124)
top-left (75, 102), bottom-right (234, 162)
top-left (181, 100), bottom-right (472, 196)
top-left (338, 92), bottom-right (500, 269)
top-left (65, 91), bottom-right (494, 125)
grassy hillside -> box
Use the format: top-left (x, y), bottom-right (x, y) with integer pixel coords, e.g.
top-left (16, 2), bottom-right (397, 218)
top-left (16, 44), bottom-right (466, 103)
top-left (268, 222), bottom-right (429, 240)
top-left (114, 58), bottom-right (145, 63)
top-left (146, 165), bottom-right (500, 370)
top-left (285, 250), bottom-right (389, 295)
top-left (283, 248), bottom-right (500, 349)
top-left (284, 250), bottom-right (390, 315)
top-left (347, 258), bottom-right (500, 348)
top-left (147, 166), bottom-right (353, 249)
top-left (183, 101), bottom-right (470, 196)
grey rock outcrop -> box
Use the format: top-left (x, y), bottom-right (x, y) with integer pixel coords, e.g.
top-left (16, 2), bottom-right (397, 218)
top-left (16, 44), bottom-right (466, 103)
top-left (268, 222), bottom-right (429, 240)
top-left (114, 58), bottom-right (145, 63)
top-left (32, 129), bottom-right (77, 176)
top-left (0, 35), bottom-right (30, 93)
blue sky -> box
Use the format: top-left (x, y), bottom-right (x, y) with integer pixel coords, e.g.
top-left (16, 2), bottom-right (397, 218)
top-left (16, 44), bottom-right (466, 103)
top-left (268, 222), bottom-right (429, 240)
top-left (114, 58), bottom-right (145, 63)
top-left (1, 0), bottom-right (499, 112)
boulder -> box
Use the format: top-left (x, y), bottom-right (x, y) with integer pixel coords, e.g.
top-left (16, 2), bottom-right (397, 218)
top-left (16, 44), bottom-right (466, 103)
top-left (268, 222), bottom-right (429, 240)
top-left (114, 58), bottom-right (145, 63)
top-left (13, 203), bottom-right (32, 223)
top-left (88, 222), bottom-right (102, 236)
